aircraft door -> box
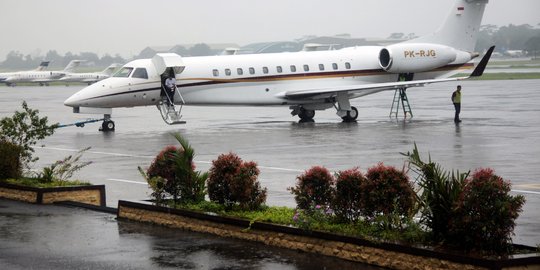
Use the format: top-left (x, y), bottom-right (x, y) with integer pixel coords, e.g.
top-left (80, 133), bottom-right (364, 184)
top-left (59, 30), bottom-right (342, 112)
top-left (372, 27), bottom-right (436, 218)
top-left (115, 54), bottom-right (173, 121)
top-left (152, 53), bottom-right (186, 105)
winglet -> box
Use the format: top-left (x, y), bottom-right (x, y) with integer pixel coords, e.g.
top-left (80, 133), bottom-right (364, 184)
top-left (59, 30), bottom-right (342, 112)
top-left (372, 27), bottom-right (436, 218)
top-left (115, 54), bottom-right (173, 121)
top-left (470, 46), bottom-right (495, 77)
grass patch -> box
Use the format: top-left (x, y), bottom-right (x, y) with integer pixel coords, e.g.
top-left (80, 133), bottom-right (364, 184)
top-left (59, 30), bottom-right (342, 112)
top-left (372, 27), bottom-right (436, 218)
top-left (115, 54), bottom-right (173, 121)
top-left (170, 201), bottom-right (428, 244)
top-left (2, 178), bottom-right (91, 188)
top-left (454, 73), bottom-right (540, 80)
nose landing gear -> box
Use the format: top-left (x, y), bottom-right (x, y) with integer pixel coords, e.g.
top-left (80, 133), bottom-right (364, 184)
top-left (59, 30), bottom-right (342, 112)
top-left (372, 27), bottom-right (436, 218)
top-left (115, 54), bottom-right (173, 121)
top-left (99, 114), bottom-right (115, 132)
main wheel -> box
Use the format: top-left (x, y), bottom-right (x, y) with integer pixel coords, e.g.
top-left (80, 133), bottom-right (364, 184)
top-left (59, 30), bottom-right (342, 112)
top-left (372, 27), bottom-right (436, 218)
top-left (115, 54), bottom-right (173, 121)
top-left (298, 108), bottom-right (315, 121)
top-left (341, 106), bottom-right (358, 122)
top-left (100, 120), bottom-right (115, 132)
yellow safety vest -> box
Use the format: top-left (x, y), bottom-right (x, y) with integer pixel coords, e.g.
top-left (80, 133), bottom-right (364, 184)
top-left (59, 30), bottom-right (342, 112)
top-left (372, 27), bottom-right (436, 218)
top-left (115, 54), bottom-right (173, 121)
top-left (453, 91), bottom-right (461, 103)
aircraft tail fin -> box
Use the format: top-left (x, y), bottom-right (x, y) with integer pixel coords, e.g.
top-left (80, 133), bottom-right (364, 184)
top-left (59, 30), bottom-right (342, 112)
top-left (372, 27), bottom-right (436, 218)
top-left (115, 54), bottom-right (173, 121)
top-left (35, 61), bottom-right (50, 71)
top-left (407, 0), bottom-right (488, 52)
top-left (63, 60), bottom-right (83, 72)
top-left (101, 63), bottom-right (121, 75)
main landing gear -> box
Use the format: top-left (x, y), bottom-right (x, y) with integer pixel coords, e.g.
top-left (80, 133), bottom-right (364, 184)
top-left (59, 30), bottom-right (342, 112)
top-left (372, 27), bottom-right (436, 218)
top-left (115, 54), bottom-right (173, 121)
top-left (291, 104), bottom-right (358, 123)
top-left (99, 114), bottom-right (115, 132)
top-left (341, 106), bottom-right (358, 122)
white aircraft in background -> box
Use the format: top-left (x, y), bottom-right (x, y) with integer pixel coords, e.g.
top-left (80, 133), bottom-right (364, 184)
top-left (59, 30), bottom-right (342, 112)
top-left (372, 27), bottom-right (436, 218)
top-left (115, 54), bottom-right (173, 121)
top-left (64, 0), bottom-right (493, 132)
top-left (59, 63), bottom-right (121, 85)
top-left (0, 61), bottom-right (50, 86)
top-left (4, 60), bottom-right (82, 86)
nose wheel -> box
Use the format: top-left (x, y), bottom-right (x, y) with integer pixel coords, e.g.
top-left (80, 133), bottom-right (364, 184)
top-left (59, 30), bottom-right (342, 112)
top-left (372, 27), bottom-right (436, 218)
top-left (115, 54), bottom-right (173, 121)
top-left (99, 114), bottom-right (115, 132)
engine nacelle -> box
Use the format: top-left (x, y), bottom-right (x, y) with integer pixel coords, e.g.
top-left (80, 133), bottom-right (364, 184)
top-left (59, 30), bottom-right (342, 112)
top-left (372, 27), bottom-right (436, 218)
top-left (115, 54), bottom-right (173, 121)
top-left (379, 43), bottom-right (457, 73)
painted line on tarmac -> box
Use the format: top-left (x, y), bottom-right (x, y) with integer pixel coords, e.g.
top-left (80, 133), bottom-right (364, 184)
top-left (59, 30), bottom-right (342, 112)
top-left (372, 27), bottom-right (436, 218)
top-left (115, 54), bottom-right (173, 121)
top-left (511, 189), bottom-right (540, 195)
top-left (107, 178), bottom-right (148, 185)
top-left (39, 146), bottom-right (303, 173)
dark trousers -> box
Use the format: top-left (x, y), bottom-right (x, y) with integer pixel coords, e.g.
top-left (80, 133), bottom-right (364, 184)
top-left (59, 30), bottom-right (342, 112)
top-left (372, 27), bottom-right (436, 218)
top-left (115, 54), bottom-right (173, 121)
top-left (453, 103), bottom-right (461, 122)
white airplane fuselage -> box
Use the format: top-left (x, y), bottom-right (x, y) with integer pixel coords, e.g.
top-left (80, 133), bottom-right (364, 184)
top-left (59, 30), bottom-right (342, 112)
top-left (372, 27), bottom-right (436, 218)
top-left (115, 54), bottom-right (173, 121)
top-left (5, 70), bottom-right (65, 84)
top-left (64, 46), bottom-right (473, 109)
top-left (64, 0), bottom-right (490, 129)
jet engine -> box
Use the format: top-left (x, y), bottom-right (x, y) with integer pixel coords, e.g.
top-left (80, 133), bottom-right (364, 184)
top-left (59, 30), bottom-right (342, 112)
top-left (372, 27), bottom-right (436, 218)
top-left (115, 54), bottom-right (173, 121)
top-left (379, 43), bottom-right (457, 73)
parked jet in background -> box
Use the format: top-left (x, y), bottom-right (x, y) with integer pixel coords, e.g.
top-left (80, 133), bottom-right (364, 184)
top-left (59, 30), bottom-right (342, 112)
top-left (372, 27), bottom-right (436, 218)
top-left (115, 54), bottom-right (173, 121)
top-left (59, 63), bottom-right (121, 85)
top-left (0, 61), bottom-right (50, 86)
top-left (64, 0), bottom-right (493, 132)
top-left (4, 60), bottom-right (82, 86)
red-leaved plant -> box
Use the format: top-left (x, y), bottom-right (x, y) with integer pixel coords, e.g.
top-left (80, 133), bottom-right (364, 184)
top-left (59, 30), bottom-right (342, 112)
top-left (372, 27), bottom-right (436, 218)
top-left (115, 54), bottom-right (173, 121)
top-left (449, 168), bottom-right (525, 254)
top-left (147, 145), bottom-right (183, 197)
top-left (207, 152), bottom-right (267, 210)
top-left (289, 166), bottom-right (334, 210)
top-left (332, 168), bottom-right (365, 222)
top-left (362, 163), bottom-right (416, 223)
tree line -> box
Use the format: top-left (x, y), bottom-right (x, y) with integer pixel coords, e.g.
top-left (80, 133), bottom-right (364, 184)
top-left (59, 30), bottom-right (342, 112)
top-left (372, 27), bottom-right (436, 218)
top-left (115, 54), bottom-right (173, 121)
top-left (2, 24), bottom-right (539, 71)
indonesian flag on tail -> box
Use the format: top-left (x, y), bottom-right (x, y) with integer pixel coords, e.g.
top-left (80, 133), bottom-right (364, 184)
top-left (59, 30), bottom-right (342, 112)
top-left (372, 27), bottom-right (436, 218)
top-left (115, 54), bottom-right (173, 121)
top-left (457, 6), bottom-right (464, 16)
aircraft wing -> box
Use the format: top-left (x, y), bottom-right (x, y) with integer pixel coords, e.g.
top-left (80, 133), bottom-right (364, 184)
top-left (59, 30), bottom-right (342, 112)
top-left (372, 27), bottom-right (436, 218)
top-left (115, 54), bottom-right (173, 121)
top-left (280, 46), bottom-right (494, 100)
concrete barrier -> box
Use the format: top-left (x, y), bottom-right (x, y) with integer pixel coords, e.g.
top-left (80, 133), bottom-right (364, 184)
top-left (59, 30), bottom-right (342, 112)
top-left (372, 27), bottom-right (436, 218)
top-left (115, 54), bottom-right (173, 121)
top-left (0, 182), bottom-right (106, 206)
top-left (117, 200), bottom-right (540, 270)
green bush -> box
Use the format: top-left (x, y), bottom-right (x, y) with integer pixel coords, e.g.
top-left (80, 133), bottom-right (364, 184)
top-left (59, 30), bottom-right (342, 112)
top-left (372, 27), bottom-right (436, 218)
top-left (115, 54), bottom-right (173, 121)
top-left (362, 163), bottom-right (416, 226)
top-left (0, 101), bottom-right (57, 169)
top-left (0, 140), bottom-right (22, 180)
top-left (449, 168), bottom-right (525, 253)
top-left (403, 144), bottom-right (467, 242)
top-left (332, 168), bottom-right (365, 222)
top-left (289, 166), bottom-right (334, 210)
top-left (143, 133), bottom-right (207, 205)
top-left (207, 152), bottom-right (267, 210)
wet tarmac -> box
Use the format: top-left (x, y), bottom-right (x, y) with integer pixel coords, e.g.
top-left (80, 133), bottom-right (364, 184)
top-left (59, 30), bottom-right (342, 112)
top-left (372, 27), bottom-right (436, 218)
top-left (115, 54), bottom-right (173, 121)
top-left (0, 199), bottom-right (382, 270)
top-left (1, 79), bottom-right (539, 248)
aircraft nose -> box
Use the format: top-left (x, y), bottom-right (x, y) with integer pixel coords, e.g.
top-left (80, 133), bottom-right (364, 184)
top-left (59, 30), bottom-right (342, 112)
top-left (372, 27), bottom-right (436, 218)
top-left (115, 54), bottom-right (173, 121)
top-left (64, 93), bottom-right (80, 107)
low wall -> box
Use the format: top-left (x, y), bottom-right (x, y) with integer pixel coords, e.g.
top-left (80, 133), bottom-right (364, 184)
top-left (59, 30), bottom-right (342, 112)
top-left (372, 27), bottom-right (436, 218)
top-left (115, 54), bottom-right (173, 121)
top-left (0, 182), bottom-right (106, 206)
top-left (117, 200), bottom-right (540, 270)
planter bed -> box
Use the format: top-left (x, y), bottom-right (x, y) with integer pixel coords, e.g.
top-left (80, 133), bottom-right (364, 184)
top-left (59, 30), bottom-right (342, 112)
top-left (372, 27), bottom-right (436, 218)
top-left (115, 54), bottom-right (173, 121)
top-left (0, 182), bottom-right (106, 206)
top-left (118, 200), bottom-right (540, 270)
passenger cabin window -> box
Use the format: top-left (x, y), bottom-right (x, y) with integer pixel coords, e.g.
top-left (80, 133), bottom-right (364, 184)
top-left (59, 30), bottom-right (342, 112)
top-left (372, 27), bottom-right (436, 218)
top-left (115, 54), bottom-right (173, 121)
top-left (263, 67), bottom-right (269, 74)
top-left (290, 65), bottom-right (296, 72)
top-left (225, 68), bottom-right (231, 76)
top-left (113, 67), bottom-right (134, 78)
top-left (249, 67), bottom-right (255, 75)
top-left (132, 68), bottom-right (148, 79)
top-left (213, 69), bottom-right (219, 76)
top-left (276, 66), bottom-right (283, 73)
top-left (345, 62), bottom-right (351, 69)
top-left (332, 63), bottom-right (338, 70)
top-left (319, 64), bottom-right (325, 71)
top-left (303, 65), bottom-right (309, 72)
top-left (237, 68), bottom-right (243, 75)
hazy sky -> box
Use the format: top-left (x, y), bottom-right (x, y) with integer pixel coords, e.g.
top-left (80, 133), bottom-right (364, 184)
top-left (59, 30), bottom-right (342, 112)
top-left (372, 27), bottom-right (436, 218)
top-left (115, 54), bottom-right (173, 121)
top-left (0, 0), bottom-right (538, 61)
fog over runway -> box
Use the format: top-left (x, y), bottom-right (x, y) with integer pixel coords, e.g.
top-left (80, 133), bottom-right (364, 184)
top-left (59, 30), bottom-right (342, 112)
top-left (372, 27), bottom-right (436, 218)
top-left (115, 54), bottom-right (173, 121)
top-left (1, 79), bottom-right (539, 246)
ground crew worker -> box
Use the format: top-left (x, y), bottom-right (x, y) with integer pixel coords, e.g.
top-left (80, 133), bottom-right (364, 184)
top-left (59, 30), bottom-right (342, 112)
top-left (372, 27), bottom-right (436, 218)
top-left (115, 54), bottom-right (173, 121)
top-left (451, 85), bottom-right (462, 123)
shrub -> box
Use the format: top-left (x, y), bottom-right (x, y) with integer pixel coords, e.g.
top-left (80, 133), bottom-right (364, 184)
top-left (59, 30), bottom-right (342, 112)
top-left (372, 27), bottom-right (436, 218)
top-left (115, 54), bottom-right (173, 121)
top-left (332, 168), bottom-right (365, 222)
top-left (39, 147), bottom-right (92, 182)
top-left (0, 140), bottom-right (22, 180)
top-left (147, 145), bottom-right (182, 199)
top-left (170, 133), bottom-right (207, 204)
top-left (144, 133), bottom-right (207, 205)
top-left (449, 168), bottom-right (525, 253)
top-left (139, 167), bottom-right (167, 206)
top-left (403, 144), bottom-right (467, 242)
top-left (289, 166), bottom-right (334, 210)
top-left (362, 163), bottom-right (416, 225)
top-left (207, 152), bottom-right (267, 210)
top-left (0, 101), bottom-right (58, 169)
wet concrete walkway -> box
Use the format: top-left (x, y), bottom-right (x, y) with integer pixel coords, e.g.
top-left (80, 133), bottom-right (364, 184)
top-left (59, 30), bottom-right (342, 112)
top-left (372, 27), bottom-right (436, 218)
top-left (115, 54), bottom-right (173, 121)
top-left (0, 199), bottom-right (381, 270)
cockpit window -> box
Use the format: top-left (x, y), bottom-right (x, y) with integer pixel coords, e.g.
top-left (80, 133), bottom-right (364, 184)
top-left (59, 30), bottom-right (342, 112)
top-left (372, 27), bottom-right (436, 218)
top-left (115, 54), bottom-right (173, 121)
top-left (113, 67), bottom-right (134, 78)
top-left (132, 68), bottom-right (148, 79)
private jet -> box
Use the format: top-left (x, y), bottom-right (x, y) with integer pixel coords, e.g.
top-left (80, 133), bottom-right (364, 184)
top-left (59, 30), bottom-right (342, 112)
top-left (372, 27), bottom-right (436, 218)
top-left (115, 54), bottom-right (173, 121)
top-left (4, 60), bottom-right (82, 86)
top-left (0, 61), bottom-right (50, 86)
top-left (59, 63), bottom-right (121, 85)
top-left (64, 0), bottom-right (492, 131)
